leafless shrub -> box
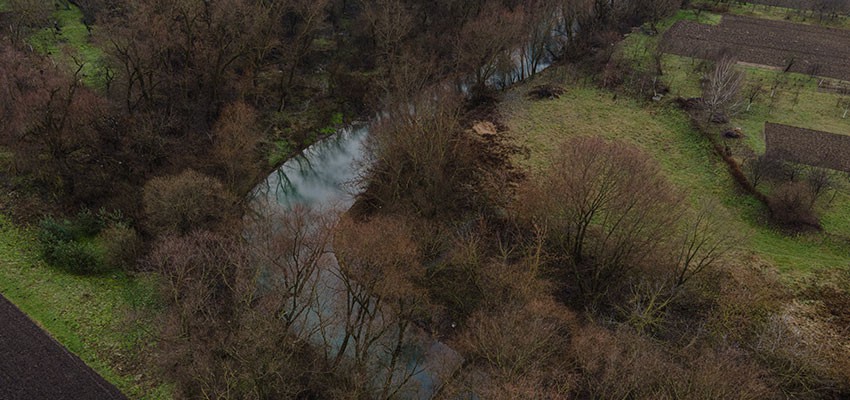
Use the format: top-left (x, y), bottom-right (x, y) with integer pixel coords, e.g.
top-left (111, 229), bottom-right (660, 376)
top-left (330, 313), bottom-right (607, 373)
top-left (142, 169), bottom-right (238, 235)
top-left (572, 324), bottom-right (777, 399)
top-left (768, 181), bottom-right (820, 228)
top-left (755, 300), bottom-right (850, 399)
top-left (744, 155), bottom-right (785, 189)
top-left (211, 101), bottom-right (263, 192)
top-left (446, 298), bottom-right (575, 399)
top-left (361, 91), bottom-right (518, 219)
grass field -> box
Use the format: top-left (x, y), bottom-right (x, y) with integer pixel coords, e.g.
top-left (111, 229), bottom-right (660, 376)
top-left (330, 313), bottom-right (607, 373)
top-left (501, 74), bottom-right (850, 274)
top-left (613, 6), bottom-right (850, 248)
top-left (0, 216), bottom-right (170, 399)
top-left (26, 3), bottom-right (108, 89)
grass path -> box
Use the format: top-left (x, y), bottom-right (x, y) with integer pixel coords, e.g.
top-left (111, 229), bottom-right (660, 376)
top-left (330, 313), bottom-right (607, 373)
top-left (0, 216), bottom-right (170, 399)
top-left (26, 3), bottom-right (109, 88)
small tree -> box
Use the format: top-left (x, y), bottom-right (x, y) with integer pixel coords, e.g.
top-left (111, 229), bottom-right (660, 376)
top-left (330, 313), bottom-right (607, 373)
top-left (6, 0), bottom-right (53, 43)
top-left (211, 101), bottom-right (263, 192)
top-left (702, 56), bottom-right (745, 122)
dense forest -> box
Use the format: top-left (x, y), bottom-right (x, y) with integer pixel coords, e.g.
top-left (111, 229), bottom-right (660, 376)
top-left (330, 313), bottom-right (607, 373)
top-left (1, 0), bottom-right (849, 399)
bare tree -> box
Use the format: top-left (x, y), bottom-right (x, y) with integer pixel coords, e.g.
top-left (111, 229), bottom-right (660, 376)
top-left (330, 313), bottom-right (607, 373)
top-left (517, 137), bottom-right (685, 303)
top-left (334, 215), bottom-right (429, 399)
top-left (744, 78), bottom-right (765, 112)
top-left (142, 169), bottom-right (238, 235)
top-left (5, 0), bottom-right (52, 43)
top-left (702, 56), bottom-right (745, 122)
top-left (211, 101), bottom-right (264, 192)
top-left (454, 3), bottom-right (524, 92)
top-left (670, 201), bottom-right (732, 287)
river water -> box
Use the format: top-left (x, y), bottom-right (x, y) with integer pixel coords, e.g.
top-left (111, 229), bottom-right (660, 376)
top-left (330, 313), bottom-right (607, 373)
top-left (251, 25), bottom-right (566, 399)
top-left (252, 125), bottom-right (461, 399)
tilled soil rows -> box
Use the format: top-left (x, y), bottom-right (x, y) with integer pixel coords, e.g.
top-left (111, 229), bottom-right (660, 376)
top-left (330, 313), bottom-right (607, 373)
top-left (765, 122), bottom-right (850, 171)
top-left (745, 0), bottom-right (849, 12)
top-left (662, 15), bottom-right (850, 81)
top-left (0, 295), bottom-right (127, 400)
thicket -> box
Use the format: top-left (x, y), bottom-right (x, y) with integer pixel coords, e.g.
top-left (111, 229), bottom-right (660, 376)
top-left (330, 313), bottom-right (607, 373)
top-left (37, 209), bottom-right (139, 274)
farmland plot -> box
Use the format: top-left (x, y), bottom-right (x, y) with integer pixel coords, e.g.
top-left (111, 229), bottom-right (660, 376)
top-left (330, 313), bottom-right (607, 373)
top-left (765, 122), bottom-right (850, 171)
top-left (662, 15), bottom-right (850, 80)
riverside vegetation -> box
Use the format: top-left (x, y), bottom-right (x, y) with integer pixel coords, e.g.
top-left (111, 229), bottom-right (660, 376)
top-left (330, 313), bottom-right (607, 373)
top-left (0, 0), bottom-right (849, 398)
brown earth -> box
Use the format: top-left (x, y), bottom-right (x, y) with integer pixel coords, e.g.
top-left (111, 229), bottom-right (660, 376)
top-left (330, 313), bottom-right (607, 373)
top-left (662, 15), bottom-right (850, 81)
top-left (764, 122), bottom-right (850, 171)
top-left (0, 295), bottom-right (126, 400)
top-left (744, 0), bottom-right (850, 13)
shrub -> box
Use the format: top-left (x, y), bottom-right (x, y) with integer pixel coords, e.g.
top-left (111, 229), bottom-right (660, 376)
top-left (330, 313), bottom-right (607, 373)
top-left (515, 136), bottom-right (685, 306)
top-left (98, 222), bottom-right (142, 270)
top-left (769, 181), bottom-right (819, 228)
top-left (143, 169), bottom-right (237, 235)
top-left (37, 217), bottom-right (107, 275)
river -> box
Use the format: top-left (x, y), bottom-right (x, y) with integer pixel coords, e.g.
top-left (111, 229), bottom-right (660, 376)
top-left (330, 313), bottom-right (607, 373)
top-left (250, 23), bottom-right (567, 399)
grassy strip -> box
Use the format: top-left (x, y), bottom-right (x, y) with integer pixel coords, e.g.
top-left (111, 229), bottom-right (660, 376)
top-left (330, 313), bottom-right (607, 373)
top-left (27, 3), bottom-right (108, 89)
top-left (0, 216), bottom-right (170, 399)
top-left (502, 76), bottom-right (850, 273)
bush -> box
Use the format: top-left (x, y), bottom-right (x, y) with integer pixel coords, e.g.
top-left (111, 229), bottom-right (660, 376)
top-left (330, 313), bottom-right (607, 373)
top-left (98, 222), bottom-right (142, 270)
top-left (37, 217), bottom-right (107, 275)
top-left (769, 181), bottom-right (820, 228)
top-left (143, 169), bottom-right (238, 235)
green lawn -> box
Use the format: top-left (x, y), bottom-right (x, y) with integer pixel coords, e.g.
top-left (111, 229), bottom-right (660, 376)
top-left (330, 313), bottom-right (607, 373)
top-left (502, 74), bottom-right (850, 274)
top-left (0, 216), bottom-right (170, 399)
top-left (27, 3), bottom-right (109, 89)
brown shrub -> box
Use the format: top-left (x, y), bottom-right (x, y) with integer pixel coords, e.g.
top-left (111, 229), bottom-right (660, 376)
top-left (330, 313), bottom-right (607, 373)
top-left (703, 261), bottom-right (787, 344)
top-left (97, 222), bottom-right (142, 270)
top-left (755, 300), bottom-right (850, 399)
top-left (768, 181), bottom-right (820, 228)
top-left (142, 169), bottom-right (238, 235)
top-left (361, 91), bottom-right (518, 219)
top-left (572, 324), bottom-right (777, 399)
top-left (442, 277), bottom-right (577, 400)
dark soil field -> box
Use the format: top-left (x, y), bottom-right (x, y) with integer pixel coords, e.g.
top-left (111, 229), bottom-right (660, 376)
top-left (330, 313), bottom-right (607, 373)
top-left (765, 122), bottom-right (850, 171)
top-left (745, 0), bottom-right (850, 12)
top-left (662, 15), bottom-right (850, 80)
top-left (0, 295), bottom-right (127, 400)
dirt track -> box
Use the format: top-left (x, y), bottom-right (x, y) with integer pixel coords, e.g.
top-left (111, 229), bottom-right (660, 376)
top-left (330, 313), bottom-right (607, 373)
top-left (0, 295), bottom-right (127, 400)
top-left (662, 15), bottom-right (850, 80)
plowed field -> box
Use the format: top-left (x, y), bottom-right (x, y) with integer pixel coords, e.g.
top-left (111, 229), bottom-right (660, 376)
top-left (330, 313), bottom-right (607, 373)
top-left (662, 15), bottom-right (850, 80)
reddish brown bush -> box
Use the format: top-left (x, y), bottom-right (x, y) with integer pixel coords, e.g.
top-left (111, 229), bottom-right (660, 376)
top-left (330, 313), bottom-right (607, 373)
top-left (211, 101), bottom-right (264, 192)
